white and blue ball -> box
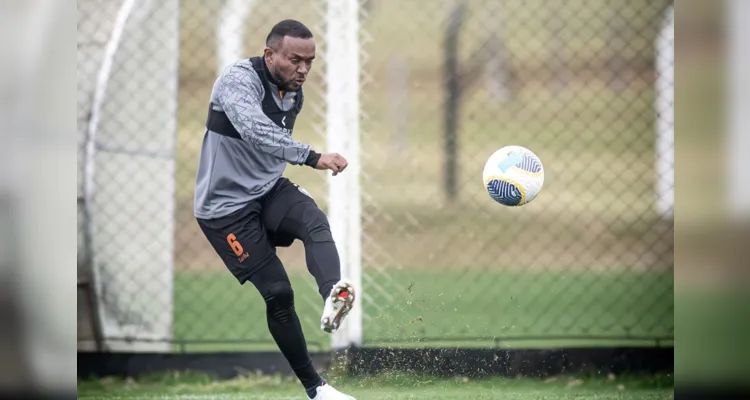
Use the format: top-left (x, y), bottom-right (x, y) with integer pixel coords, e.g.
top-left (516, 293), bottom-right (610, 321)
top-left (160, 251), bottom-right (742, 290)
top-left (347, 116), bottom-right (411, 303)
top-left (482, 145), bottom-right (544, 207)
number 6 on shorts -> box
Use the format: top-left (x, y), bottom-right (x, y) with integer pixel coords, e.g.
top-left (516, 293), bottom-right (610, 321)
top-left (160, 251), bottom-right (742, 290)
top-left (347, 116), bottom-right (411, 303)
top-left (227, 233), bottom-right (244, 256)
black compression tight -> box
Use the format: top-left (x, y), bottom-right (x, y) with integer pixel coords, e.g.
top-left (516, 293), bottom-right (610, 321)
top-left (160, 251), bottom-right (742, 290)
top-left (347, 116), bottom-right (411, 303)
top-left (246, 201), bottom-right (341, 392)
top-left (277, 201), bottom-right (342, 301)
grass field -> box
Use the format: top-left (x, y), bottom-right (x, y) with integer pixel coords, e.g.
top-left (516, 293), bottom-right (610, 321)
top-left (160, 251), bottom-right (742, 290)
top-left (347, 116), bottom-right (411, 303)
top-left (173, 267), bottom-right (673, 352)
top-left (78, 372), bottom-right (674, 399)
top-left (77, 6), bottom-right (675, 399)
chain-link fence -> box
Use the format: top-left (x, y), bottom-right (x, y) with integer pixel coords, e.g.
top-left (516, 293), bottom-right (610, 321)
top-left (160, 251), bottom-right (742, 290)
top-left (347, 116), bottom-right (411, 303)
top-left (77, 0), bottom-right (674, 352)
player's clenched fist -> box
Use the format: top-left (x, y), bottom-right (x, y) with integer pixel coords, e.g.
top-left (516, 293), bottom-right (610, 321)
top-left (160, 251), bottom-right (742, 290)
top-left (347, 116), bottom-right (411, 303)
top-left (316, 153), bottom-right (348, 175)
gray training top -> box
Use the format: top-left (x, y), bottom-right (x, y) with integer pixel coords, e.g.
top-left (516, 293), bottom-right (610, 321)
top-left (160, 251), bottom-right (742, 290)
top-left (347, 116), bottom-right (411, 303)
top-left (193, 57), bottom-right (317, 220)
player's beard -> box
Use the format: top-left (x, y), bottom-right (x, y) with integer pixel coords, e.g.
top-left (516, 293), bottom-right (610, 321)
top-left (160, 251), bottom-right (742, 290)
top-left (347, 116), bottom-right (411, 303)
top-left (270, 70), bottom-right (298, 92)
top-left (280, 78), bottom-right (300, 92)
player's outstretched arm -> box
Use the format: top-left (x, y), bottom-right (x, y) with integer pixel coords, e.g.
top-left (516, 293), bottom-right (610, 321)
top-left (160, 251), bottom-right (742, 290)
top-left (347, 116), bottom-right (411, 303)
top-left (216, 64), bottom-right (313, 165)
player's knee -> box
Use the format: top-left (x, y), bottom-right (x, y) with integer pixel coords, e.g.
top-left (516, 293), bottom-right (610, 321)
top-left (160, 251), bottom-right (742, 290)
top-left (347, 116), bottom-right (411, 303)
top-left (264, 281), bottom-right (296, 321)
top-left (303, 207), bottom-right (334, 243)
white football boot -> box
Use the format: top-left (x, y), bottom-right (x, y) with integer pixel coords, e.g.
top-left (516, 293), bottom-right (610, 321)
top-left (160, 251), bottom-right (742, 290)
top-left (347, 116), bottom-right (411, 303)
top-left (308, 382), bottom-right (357, 400)
top-left (320, 279), bottom-right (356, 333)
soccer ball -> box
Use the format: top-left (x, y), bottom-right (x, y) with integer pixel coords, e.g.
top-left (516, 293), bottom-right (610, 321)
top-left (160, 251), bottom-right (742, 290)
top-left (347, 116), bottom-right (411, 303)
top-left (482, 145), bottom-right (545, 206)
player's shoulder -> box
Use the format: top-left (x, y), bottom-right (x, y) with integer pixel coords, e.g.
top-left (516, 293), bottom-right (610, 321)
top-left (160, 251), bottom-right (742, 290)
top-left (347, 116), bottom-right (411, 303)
top-left (220, 59), bottom-right (253, 75)
top-left (219, 59), bottom-right (263, 87)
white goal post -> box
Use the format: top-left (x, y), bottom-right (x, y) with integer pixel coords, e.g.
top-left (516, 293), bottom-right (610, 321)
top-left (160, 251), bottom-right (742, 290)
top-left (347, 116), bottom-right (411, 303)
top-left (654, 4), bottom-right (674, 219)
top-left (728, 0), bottom-right (750, 218)
top-left (326, 0), bottom-right (363, 350)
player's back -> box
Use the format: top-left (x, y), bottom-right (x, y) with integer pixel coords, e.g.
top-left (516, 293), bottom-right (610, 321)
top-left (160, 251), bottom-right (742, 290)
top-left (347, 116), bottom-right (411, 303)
top-left (193, 57), bottom-right (306, 220)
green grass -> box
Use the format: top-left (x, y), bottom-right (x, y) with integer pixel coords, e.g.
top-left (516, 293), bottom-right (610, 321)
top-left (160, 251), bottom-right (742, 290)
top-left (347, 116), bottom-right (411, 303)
top-left (78, 371), bottom-right (674, 399)
top-left (173, 268), bottom-right (673, 352)
top-left (675, 290), bottom-right (750, 384)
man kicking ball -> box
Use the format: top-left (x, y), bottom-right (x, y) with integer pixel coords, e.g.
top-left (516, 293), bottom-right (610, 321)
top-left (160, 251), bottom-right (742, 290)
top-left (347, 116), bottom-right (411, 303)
top-left (193, 19), bottom-right (356, 400)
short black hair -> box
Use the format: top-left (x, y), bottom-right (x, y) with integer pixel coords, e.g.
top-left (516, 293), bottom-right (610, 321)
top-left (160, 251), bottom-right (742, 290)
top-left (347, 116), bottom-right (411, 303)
top-left (266, 20), bottom-right (313, 49)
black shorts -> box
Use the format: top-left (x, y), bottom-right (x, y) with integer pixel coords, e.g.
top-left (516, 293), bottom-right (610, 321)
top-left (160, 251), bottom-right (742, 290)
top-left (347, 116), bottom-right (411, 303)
top-left (196, 177), bottom-right (317, 284)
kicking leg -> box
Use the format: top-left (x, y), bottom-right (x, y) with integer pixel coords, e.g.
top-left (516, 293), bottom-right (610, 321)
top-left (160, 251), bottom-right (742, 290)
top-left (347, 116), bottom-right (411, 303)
top-left (277, 201), bottom-right (355, 334)
top-left (277, 201), bottom-right (341, 299)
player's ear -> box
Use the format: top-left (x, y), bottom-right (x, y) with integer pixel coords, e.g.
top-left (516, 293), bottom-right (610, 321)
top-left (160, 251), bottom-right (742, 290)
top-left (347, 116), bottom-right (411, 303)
top-left (263, 47), bottom-right (274, 64)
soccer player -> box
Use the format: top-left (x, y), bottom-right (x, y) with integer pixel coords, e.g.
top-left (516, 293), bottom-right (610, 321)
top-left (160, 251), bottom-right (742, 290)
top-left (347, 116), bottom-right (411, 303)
top-left (193, 19), bottom-right (357, 400)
